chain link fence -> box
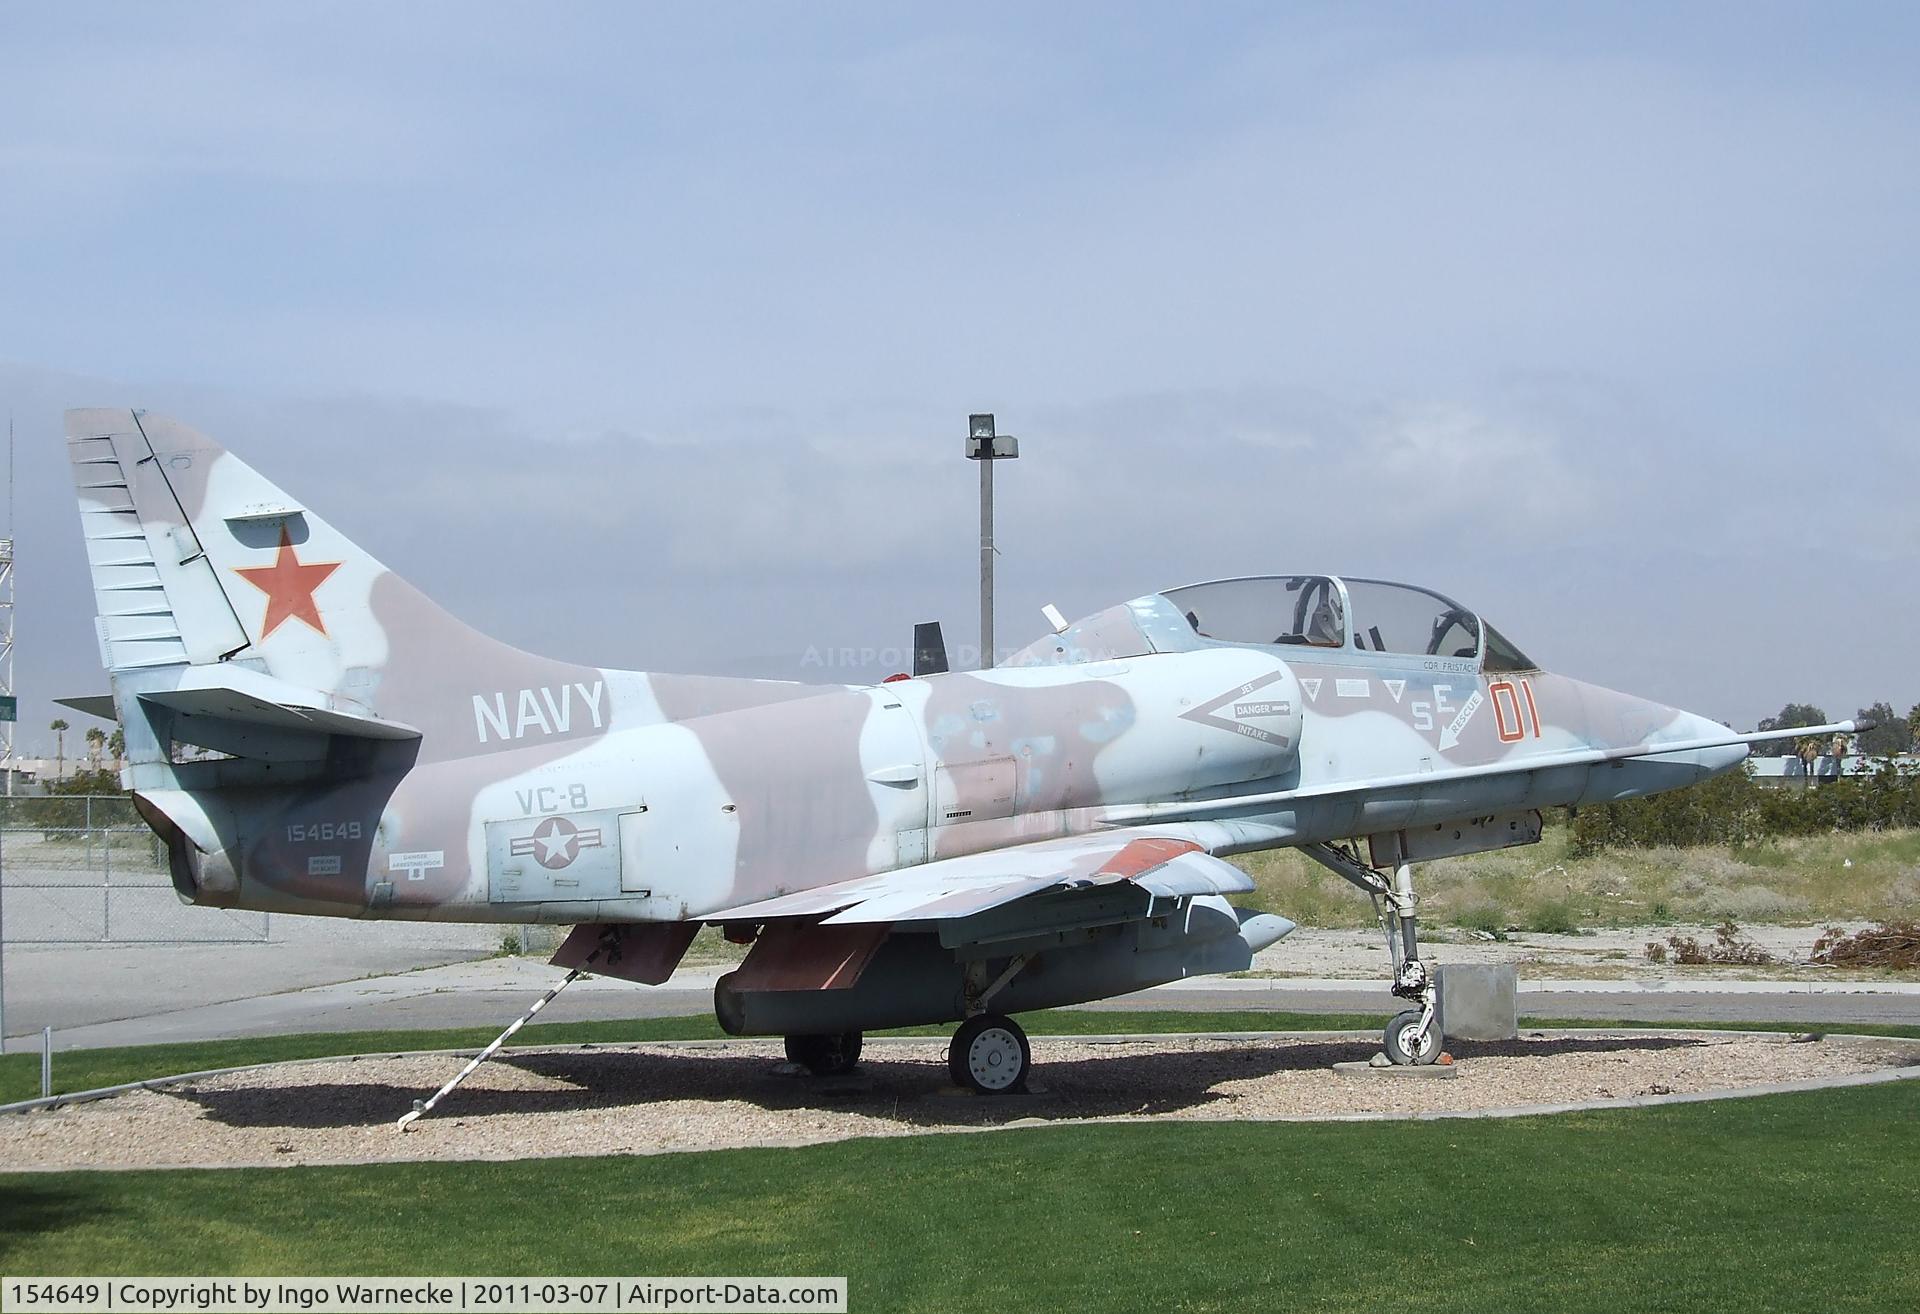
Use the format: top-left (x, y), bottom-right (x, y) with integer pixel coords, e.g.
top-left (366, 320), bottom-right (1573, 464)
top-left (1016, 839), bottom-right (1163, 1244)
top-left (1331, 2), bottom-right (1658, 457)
top-left (0, 795), bottom-right (269, 944)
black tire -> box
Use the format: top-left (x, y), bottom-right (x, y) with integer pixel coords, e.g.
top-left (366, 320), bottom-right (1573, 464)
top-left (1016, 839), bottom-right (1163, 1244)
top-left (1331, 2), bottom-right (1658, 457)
top-left (948, 1014), bottom-right (1031, 1093)
top-left (1383, 1009), bottom-right (1441, 1066)
top-left (783, 1031), bottom-right (863, 1076)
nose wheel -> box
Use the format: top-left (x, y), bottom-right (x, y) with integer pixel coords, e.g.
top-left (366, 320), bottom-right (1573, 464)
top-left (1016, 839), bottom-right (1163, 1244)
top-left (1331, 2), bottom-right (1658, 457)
top-left (1384, 1008), bottom-right (1441, 1066)
top-left (1303, 842), bottom-right (1445, 1066)
top-left (949, 1013), bottom-right (1031, 1093)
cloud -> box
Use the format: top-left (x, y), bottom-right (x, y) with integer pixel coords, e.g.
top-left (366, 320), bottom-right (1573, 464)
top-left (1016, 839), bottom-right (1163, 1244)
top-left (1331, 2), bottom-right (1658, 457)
top-left (0, 9), bottom-right (1916, 738)
top-left (1, 40), bottom-right (472, 192)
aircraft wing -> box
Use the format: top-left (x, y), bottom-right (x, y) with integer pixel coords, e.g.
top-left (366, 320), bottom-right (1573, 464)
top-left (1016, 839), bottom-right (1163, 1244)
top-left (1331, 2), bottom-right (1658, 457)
top-left (704, 825), bottom-right (1253, 926)
top-left (1104, 719), bottom-right (1873, 826)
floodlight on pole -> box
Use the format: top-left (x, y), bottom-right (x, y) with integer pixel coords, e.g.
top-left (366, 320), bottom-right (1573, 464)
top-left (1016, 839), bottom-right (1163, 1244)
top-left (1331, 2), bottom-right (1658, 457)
top-left (965, 413), bottom-right (1018, 669)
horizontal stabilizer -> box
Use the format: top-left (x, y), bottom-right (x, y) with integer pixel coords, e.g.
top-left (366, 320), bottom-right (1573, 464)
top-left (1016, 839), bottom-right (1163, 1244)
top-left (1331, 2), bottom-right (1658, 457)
top-left (54, 694), bottom-right (117, 720)
top-left (138, 665), bottom-right (420, 743)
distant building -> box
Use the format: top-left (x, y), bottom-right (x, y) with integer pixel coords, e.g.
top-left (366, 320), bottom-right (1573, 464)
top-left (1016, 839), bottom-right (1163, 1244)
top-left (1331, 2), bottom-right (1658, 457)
top-left (10, 756), bottom-right (74, 782)
top-left (1748, 753), bottom-right (1920, 787)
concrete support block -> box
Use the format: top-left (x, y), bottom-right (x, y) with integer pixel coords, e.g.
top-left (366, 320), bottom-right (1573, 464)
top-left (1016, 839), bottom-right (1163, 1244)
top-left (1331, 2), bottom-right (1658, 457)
top-left (1437, 963), bottom-right (1518, 1041)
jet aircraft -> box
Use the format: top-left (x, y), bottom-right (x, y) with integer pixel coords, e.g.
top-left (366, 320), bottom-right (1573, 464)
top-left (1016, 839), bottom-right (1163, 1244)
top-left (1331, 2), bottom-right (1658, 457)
top-left (62, 410), bottom-right (1862, 1093)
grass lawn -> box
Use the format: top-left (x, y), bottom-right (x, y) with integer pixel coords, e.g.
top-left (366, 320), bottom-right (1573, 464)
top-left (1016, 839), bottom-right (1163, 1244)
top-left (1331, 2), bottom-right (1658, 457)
top-left (3, 1080), bottom-right (1918, 1311)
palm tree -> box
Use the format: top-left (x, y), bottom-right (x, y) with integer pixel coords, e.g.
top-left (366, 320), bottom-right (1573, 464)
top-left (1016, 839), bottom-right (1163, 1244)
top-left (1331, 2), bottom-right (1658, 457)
top-left (85, 726), bottom-right (105, 768)
top-left (108, 726), bottom-right (126, 767)
top-left (1794, 733), bottom-right (1825, 786)
top-left (49, 718), bottom-right (69, 777)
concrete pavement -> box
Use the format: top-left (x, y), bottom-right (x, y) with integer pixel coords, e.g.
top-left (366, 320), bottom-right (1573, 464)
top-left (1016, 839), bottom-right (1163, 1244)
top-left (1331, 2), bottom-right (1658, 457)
top-left (1089, 979), bottom-right (1920, 1027)
top-left (0, 930), bottom-right (500, 1051)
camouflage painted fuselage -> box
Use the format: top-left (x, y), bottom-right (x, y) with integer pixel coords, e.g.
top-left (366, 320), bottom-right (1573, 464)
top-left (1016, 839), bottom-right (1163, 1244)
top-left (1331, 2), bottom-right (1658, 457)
top-left (68, 411), bottom-right (1741, 937)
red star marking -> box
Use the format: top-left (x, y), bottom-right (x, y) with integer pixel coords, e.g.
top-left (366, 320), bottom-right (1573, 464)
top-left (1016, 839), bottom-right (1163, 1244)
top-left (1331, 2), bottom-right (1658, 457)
top-left (234, 528), bottom-right (341, 638)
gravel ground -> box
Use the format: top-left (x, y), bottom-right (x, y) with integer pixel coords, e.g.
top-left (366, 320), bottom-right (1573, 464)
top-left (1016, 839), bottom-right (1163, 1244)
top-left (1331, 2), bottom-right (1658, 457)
top-left (5, 1032), bottom-right (1916, 1172)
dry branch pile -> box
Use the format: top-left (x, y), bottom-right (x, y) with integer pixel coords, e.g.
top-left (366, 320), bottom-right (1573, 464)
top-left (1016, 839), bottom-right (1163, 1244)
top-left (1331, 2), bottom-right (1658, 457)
top-left (1647, 920), bottom-right (1775, 966)
top-left (1811, 922), bottom-right (1920, 970)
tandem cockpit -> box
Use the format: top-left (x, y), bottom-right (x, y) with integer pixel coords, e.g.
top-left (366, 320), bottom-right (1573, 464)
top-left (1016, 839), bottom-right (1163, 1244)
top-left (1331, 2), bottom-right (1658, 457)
top-left (1010, 575), bottom-right (1541, 674)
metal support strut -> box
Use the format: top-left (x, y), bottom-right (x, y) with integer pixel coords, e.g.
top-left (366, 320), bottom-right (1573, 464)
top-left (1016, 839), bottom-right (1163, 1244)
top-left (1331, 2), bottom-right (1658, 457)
top-left (1301, 843), bottom-right (1442, 1064)
top-left (397, 948), bottom-right (600, 1130)
top-left (963, 954), bottom-right (1030, 1017)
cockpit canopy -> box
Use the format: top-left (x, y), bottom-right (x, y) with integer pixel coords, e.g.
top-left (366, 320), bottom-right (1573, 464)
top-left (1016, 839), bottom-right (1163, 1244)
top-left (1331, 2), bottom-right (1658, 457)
top-left (1009, 575), bottom-right (1538, 672)
top-left (1162, 576), bottom-right (1536, 671)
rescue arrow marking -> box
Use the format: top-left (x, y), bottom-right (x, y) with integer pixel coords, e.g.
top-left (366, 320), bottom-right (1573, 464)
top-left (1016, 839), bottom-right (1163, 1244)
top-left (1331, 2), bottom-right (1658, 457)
top-left (1438, 688), bottom-right (1484, 750)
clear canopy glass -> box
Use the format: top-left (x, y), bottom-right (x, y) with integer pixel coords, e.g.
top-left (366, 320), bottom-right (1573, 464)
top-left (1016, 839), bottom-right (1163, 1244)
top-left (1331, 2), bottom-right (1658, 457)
top-left (1340, 578), bottom-right (1480, 659)
top-left (1163, 575), bottom-right (1347, 648)
top-left (1158, 575), bottom-right (1537, 670)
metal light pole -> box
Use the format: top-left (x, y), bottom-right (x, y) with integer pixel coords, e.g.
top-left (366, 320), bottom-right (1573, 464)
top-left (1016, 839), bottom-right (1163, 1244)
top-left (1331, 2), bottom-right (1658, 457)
top-left (0, 419), bottom-right (11, 1053)
top-left (966, 413), bottom-right (1018, 668)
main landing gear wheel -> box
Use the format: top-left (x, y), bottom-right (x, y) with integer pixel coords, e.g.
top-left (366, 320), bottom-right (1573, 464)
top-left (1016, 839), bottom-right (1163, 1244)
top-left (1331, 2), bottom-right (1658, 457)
top-left (949, 1014), bottom-right (1031, 1093)
top-left (1383, 1010), bottom-right (1442, 1066)
top-left (784, 1031), bottom-right (863, 1076)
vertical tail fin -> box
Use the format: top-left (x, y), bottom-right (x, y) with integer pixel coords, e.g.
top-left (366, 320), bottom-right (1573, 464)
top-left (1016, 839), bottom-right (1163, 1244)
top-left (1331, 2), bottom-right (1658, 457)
top-left (69, 409), bottom-right (826, 778)
top-left (67, 409), bottom-right (606, 762)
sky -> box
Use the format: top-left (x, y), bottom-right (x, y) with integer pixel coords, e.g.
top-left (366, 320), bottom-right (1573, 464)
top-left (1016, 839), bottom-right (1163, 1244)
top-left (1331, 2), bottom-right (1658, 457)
top-left (1, 2), bottom-right (1916, 753)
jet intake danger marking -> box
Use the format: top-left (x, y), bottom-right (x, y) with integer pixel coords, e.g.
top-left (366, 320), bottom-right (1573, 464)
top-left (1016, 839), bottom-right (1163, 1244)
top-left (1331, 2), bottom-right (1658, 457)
top-left (1181, 672), bottom-right (1295, 748)
top-left (473, 681), bottom-right (607, 743)
top-left (511, 815), bottom-right (605, 870)
top-left (1232, 700), bottom-right (1292, 719)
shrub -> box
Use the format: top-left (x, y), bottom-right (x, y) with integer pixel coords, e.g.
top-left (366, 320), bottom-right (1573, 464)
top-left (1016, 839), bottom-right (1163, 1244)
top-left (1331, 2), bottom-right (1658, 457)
top-left (1451, 904), bottom-right (1510, 939)
top-left (1571, 761), bottom-right (1920, 855)
top-left (1700, 884), bottom-right (1809, 923)
top-left (1522, 898), bottom-right (1580, 936)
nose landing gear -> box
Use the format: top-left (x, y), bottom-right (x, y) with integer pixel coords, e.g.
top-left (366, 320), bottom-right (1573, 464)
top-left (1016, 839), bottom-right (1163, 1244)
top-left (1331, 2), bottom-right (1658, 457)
top-left (1304, 842), bottom-right (1443, 1066)
top-left (1384, 1005), bottom-right (1441, 1066)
